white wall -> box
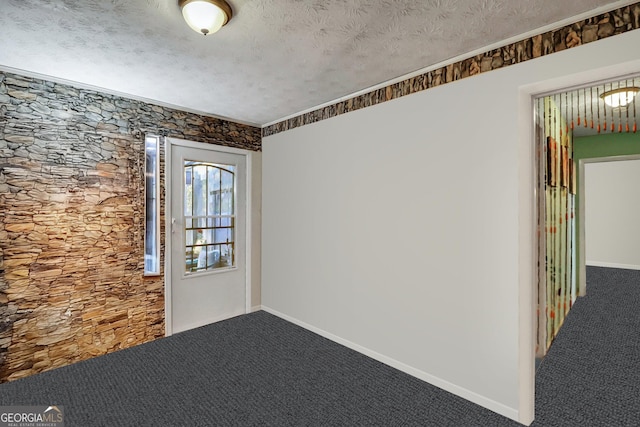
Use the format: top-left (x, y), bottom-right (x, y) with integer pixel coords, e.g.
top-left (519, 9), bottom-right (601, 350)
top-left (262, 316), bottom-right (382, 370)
top-left (262, 29), bottom-right (640, 425)
top-left (585, 159), bottom-right (640, 270)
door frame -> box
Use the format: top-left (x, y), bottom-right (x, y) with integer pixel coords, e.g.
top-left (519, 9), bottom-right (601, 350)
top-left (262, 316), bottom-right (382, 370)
top-left (577, 154), bottom-right (640, 295)
top-left (523, 68), bottom-right (640, 423)
top-left (164, 137), bottom-right (254, 336)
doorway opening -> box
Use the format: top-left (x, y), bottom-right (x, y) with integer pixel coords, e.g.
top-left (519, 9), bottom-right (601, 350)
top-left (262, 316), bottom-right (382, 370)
top-left (533, 74), bottom-right (640, 363)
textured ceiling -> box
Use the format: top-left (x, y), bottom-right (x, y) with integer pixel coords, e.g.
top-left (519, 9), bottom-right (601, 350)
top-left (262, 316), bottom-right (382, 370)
top-left (0, 0), bottom-right (633, 126)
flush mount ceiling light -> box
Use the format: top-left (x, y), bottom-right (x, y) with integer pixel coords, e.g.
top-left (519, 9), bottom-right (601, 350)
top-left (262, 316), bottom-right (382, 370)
top-left (179, 0), bottom-right (232, 36)
top-left (600, 87), bottom-right (640, 108)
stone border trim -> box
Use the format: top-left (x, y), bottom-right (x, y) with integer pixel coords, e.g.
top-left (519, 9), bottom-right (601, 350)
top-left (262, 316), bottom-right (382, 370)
top-left (262, 2), bottom-right (640, 137)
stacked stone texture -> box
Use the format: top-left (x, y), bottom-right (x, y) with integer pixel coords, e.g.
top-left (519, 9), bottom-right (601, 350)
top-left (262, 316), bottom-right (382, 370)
top-left (0, 71), bottom-right (260, 382)
top-left (263, 3), bottom-right (640, 137)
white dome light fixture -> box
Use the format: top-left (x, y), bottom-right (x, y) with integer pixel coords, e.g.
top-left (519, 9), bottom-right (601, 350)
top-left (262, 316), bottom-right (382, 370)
top-left (179, 0), bottom-right (232, 36)
top-left (600, 87), bottom-right (640, 108)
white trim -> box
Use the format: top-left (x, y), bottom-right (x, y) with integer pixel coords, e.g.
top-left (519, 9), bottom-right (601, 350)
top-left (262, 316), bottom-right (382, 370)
top-left (165, 137), bottom-right (173, 337)
top-left (245, 153), bottom-right (253, 313)
top-left (261, 306), bottom-right (519, 421)
top-left (579, 155), bottom-right (640, 164)
top-left (167, 137), bottom-right (254, 155)
top-left (578, 158), bottom-right (587, 297)
top-left (262, 0), bottom-right (639, 128)
top-left (250, 305), bottom-right (262, 313)
top-left (179, 266), bottom-right (239, 280)
top-left (171, 310), bottom-right (246, 335)
top-left (586, 261), bottom-right (640, 270)
top-left (517, 87), bottom-right (537, 426)
top-left (164, 137), bottom-right (253, 337)
top-left (143, 134), bottom-right (162, 276)
top-left (577, 154), bottom-right (640, 297)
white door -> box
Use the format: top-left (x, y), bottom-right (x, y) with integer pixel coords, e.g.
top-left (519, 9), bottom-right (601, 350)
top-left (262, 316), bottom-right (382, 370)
top-left (170, 143), bottom-right (247, 334)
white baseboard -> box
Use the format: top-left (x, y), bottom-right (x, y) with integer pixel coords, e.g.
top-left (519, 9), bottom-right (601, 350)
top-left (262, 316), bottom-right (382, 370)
top-left (586, 261), bottom-right (640, 271)
top-left (250, 305), bottom-right (262, 313)
top-left (171, 310), bottom-right (245, 335)
top-left (261, 306), bottom-right (520, 423)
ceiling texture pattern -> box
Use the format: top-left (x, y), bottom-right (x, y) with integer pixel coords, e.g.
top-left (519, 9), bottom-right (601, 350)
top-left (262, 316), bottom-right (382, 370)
top-left (0, 0), bottom-right (634, 126)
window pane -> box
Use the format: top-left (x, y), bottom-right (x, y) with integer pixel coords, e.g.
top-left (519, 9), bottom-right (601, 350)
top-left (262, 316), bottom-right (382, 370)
top-left (183, 160), bottom-right (236, 274)
top-left (221, 170), bottom-right (233, 215)
top-left (184, 166), bottom-right (193, 220)
top-left (144, 135), bottom-right (160, 276)
top-left (213, 226), bottom-right (233, 245)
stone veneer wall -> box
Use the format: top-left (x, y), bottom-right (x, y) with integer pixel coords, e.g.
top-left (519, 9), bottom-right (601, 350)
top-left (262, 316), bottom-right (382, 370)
top-left (0, 71), bottom-right (261, 382)
top-left (263, 2), bottom-right (640, 137)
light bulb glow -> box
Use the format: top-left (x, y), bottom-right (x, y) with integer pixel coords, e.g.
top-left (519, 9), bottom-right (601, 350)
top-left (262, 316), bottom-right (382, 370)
top-left (601, 87), bottom-right (640, 108)
top-left (180, 0), bottom-right (230, 35)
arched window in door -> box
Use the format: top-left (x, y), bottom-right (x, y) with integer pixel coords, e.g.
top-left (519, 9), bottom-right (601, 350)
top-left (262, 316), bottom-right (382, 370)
top-left (183, 161), bottom-right (236, 273)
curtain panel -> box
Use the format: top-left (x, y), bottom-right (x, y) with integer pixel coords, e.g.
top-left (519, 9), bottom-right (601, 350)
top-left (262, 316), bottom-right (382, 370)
top-left (537, 96), bottom-right (577, 357)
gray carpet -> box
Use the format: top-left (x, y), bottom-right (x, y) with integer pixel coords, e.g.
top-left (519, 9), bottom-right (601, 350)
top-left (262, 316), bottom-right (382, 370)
top-left (531, 266), bottom-right (640, 426)
top-left (0, 266), bottom-right (638, 426)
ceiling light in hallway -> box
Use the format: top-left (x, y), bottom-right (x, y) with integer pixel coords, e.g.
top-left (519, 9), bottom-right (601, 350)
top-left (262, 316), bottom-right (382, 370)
top-left (600, 87), bottom-right (640, 108)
